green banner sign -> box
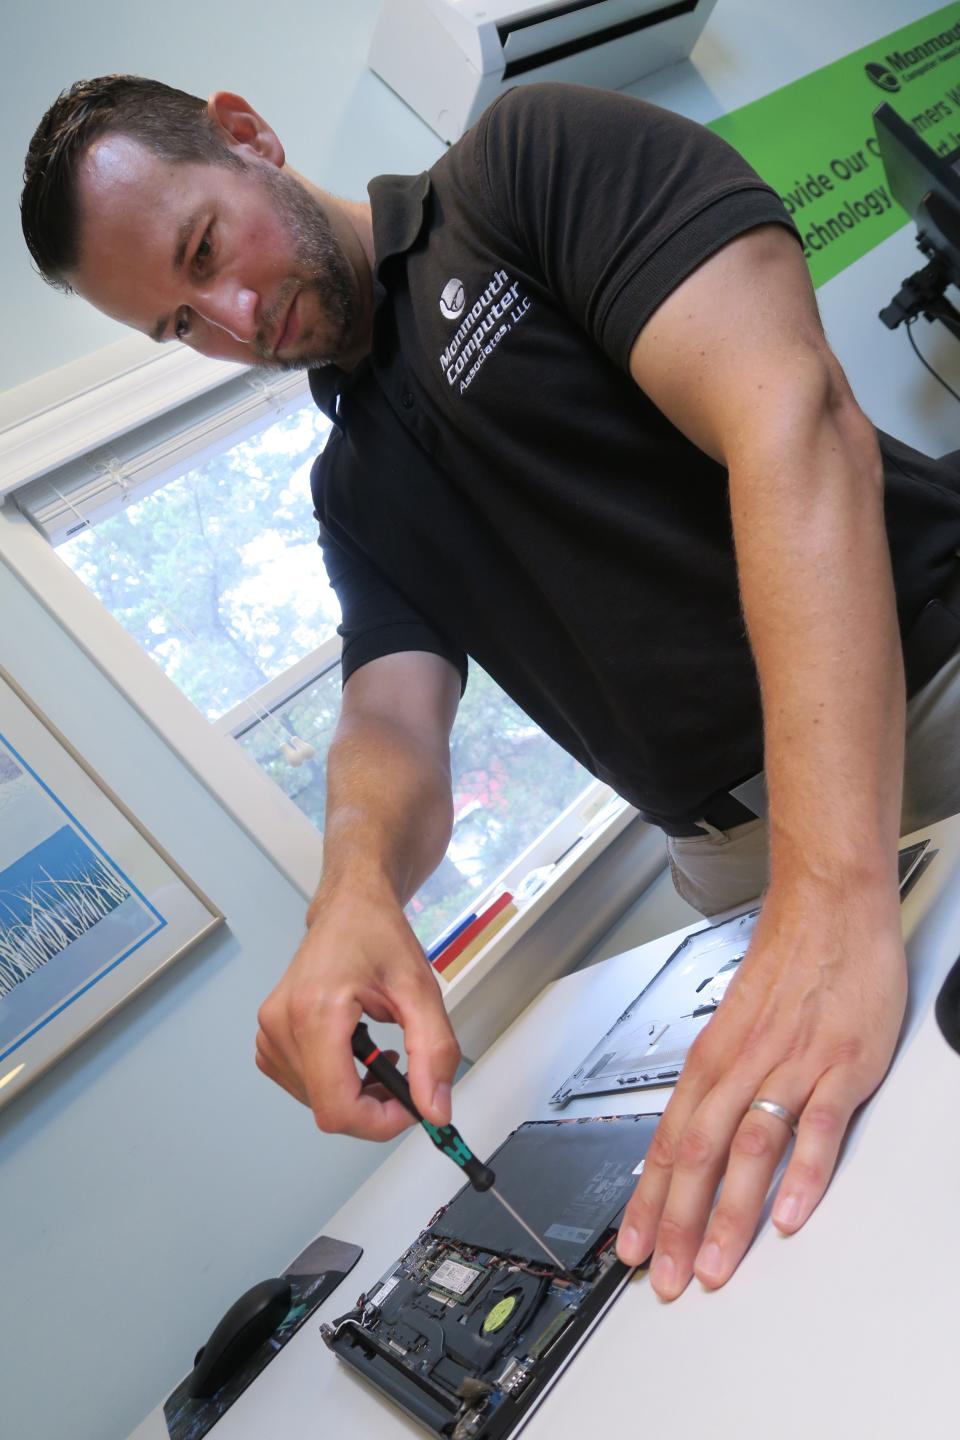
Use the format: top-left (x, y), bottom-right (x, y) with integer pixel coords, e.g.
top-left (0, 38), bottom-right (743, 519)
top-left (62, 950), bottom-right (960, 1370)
top-left (707, 4), bottom-right (960, 286)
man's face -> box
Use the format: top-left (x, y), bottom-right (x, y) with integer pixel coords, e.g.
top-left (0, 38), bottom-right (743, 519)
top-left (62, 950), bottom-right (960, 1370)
top-left (70, 134), bottom-right (362, 370)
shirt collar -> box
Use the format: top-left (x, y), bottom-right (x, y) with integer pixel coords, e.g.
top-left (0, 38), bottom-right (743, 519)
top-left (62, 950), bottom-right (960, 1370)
top-left (308, 170), bottom-right (431, 424)
top-left (369, 170), bottom-right (431, 278)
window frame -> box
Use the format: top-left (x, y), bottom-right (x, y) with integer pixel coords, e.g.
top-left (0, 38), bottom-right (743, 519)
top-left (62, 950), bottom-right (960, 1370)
top-left (213, 635), bottom-right (342, 740)
top-left (0, 342), bottom-right (646, 996)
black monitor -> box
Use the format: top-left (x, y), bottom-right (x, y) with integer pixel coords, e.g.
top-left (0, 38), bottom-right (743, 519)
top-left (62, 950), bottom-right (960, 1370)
top-left (874, 103), bottom-right (960, 340)
top-left (873, 101), bottom-right (960, 279)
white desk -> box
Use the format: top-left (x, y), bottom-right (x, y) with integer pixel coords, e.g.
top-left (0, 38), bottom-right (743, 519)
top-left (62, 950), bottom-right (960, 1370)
top-left (132, 815), bottom-right (960, 1440)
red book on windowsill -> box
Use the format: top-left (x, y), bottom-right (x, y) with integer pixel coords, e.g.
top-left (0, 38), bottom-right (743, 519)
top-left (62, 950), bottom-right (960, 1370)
top-left (432, 892), bottom-right (514, 974)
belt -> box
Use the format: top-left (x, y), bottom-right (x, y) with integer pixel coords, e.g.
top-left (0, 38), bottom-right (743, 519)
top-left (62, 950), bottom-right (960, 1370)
top-left (658, 789), bottom-right (759, 838)
top-left (659, 554), bottom-right (960, 840)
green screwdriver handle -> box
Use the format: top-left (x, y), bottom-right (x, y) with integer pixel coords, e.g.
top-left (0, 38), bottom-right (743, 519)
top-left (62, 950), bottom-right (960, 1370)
top-left (351, 1022), bottom-right (495, 1192)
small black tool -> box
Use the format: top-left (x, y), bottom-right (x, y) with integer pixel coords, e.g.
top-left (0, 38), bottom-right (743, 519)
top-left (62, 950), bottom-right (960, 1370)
top-left (936, 951), bottom-right (960, 1056)
top-left (187, 1277), bottom-right (292, 1399)
top-left (351, 1022), bottom-right (568, 1270)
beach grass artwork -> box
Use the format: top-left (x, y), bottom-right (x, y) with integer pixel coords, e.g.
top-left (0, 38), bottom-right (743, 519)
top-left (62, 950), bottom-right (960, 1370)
top-left (0, 667), bottom-right (220, 1104)
top-left (0, 739), bottom-right (164, 1064)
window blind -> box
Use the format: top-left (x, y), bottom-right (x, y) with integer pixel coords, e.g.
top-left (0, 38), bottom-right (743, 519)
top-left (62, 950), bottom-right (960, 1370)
top-left (14, 369), bottom-right (310, 546)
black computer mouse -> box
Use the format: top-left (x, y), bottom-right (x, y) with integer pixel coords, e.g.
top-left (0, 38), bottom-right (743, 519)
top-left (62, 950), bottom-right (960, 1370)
top-left (935, 952), bottom-right (960, 1056)
top-left (188, 1277), bottom-right (293, 1399)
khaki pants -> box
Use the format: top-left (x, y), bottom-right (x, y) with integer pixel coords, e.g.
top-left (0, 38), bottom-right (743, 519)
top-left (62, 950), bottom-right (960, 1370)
top-left (666, 649), bottom-right (960, 916)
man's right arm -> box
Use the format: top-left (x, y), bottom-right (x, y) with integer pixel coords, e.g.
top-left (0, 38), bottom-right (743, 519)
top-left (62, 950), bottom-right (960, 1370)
top-left (255, 650), bottom-right (463, 1139)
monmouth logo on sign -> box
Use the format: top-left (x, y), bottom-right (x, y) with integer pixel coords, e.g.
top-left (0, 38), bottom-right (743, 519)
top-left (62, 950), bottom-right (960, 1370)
top-left (865, 61), bottom-right (901, 93)
top-left (439, 278), bottom-right (466, 320)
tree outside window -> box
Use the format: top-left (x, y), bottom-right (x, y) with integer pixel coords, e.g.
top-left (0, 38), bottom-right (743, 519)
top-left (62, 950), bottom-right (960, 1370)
top-left (58, 398), bottom-right (592, 945)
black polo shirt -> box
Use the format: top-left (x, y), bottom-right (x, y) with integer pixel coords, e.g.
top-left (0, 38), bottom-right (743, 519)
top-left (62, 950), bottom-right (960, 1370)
top-left (309, 83), bottom-right (960, 829)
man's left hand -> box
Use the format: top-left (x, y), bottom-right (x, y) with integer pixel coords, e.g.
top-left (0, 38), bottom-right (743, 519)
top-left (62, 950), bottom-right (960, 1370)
top-left (615, 882), bottom-right (907, 1298)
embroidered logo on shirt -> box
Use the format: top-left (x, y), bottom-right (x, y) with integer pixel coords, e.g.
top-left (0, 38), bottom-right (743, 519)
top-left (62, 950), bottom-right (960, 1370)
top-left (436, 268), bottom-right (533, 395)
top-left (439, 278), bottom-right (466, 320)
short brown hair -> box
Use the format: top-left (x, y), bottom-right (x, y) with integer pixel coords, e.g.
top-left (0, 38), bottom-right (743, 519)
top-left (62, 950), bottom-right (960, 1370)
top-left (21, 74), bottom-right (244, 291)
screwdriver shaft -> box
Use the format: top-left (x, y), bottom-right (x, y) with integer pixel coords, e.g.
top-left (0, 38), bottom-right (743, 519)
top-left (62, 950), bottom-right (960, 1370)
top-left (352, 1022), bottom-right (570, 1273)
top-left (489, 1185), bottom-right (568, 1271)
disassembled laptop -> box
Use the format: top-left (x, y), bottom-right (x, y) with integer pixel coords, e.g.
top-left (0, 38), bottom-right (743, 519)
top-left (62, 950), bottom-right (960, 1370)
top-left (323, 1115), bottom-right (658, 1440)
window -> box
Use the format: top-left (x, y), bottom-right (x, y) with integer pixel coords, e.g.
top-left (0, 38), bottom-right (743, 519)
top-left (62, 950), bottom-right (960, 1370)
top-left (24, 378), bottom-right (599, 948)
top-left (57, 397), bottom-right (336, 721)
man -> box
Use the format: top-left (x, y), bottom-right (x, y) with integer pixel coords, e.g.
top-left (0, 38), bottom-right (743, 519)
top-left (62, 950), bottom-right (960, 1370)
top-left (21, 75), bottom-right (960, 1303)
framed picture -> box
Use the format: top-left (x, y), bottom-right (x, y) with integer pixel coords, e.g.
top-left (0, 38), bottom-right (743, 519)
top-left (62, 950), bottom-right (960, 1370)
top-left (0, 663), bottom-right (222, 1108)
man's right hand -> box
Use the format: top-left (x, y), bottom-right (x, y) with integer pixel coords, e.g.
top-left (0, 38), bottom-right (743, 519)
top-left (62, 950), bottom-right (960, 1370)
top-left (255, 649), bottom-right (463, 1140)
top-left (255, 880), bottom-right (460, 1139)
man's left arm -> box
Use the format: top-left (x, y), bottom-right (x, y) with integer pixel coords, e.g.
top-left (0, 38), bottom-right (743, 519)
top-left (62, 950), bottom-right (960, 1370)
top-left (616, 223), bottom-right (908, 1299)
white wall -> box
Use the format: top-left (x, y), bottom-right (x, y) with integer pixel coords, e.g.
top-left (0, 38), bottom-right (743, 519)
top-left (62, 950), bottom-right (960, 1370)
top-left (2, 2), bottom-right (957, 1438)
top-left (0, 562), bottom-right (396, 1440)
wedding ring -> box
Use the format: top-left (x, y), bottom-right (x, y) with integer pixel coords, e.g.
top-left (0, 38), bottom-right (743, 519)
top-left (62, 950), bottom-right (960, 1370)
top-left (749, 1097), bottom-right (800, 1134)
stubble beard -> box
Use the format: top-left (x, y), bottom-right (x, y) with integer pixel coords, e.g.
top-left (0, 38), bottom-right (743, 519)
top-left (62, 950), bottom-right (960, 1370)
top-left (252, 167), bottom-right (357, 371)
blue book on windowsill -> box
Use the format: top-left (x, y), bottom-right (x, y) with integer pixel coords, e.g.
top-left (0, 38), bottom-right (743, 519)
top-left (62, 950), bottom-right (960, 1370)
top-left (425, 911), bottom-right (477, 962)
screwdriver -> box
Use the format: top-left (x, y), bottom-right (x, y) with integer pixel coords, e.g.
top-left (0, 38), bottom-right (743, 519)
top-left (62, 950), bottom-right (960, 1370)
top-left (351, 1021), bottom-right (568, 1272)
